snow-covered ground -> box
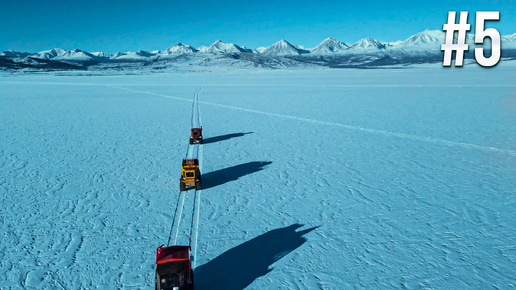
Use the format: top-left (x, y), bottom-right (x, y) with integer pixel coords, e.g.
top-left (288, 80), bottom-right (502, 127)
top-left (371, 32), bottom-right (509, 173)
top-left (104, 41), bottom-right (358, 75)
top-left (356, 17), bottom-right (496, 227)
top-left (1, 67), bottom-right (515, 289)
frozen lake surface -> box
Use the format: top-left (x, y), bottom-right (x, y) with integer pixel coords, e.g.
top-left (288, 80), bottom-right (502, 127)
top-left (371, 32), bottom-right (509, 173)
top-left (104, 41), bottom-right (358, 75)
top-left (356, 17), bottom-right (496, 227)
top-left (1, 67), bottom-right (515, 289)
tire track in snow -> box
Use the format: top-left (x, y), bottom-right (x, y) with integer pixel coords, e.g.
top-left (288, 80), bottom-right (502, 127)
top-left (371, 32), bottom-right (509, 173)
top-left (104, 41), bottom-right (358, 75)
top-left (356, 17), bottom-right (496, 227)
top-left (196, 84), bottom-right (203, 128)
top-left (104, 85), bottom-right (516, 157)
top-left (168, 190), bottom-right (186, 246)
top-left (166, 85), bottom-right (203, 270)
top-left (191, 86), bottom-right (201, 128)
top-left (190, 144), bottom-right (202, 269)
top-left (189, 84), bottom-right (203, 269)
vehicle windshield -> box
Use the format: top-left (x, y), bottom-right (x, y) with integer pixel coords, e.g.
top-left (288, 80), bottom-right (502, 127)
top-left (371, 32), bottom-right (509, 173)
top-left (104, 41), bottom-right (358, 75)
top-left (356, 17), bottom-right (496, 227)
top-left (185, 172), bottom-right (195, 178)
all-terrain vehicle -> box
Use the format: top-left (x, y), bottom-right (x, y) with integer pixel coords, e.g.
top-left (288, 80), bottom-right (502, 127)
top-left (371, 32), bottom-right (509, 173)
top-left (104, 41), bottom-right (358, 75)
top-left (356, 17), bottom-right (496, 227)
top-left (189, 127), bottom-right (203, 144)
top-left (180, 159), bottom-right (201, 191)
top-left (155, 245), bottom-right (194, 290)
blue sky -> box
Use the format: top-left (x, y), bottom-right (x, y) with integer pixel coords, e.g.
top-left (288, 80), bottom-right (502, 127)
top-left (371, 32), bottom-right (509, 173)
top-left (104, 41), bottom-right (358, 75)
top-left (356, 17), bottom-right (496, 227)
top-left (1, 0), bottom-right (514, 53)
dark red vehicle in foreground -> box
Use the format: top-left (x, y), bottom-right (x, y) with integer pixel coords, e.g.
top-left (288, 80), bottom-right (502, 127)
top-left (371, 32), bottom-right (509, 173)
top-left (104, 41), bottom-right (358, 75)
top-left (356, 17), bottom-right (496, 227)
top-left (189, 127), bottom-right (203, 144)
top-left (155, 245), bottom-right (194, 290)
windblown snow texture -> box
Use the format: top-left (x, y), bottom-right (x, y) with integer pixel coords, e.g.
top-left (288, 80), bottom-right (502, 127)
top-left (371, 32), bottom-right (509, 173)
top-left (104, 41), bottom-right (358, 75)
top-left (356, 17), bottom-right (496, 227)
top-left (0, 67), bottom-right (515, 288)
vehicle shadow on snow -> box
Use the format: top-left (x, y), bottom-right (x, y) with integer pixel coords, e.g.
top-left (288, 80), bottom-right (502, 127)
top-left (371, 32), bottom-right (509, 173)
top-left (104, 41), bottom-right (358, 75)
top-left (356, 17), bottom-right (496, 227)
top-left (203, 132), bottom-right (253, 144)
top-left (195, 224), bottom-right (318, 290)
top-left (202, 161), bottom-right (272, 190)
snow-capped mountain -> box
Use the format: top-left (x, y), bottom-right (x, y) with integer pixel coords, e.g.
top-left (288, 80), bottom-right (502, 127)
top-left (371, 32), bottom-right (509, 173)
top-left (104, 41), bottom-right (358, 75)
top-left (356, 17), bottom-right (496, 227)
top-left (504, 33), bottom-right (516, 41)
top-left (388, 40), bottom-right (404, 47)
top-left (2, 29), bottom-right (516, 71)
top-left (204, 40), bottom-right (247, 54)
top-left (349, 38), bottom-right (386, 50)
top-left (0, 50), bottom-right (31, 58)
top-left (91, 52), bottom-right (112, 58)
top-left (311, 37), bottom-right (349, 54)
top-left (162, 43), bottom-right (198, 55)
top-left (110, 50), bottom-right (156, 60)
top-left (502, 33), bottom-right (516, 49)
top-left (400, 30), bottom-right (444, 47)
top-left (294, 45), bottom-right (311, 52)
top-left (196, 45), bottom-right (209, 53)
top-left (255, 47), bottom-right (267, 53)
top-left (395, 30), bottom-right (445, 53)
top-left (260, 39), bottom-right (302, 56)
top-left (30, 48), bottom-right (67, 59)
top-left (110, 52), bottom-right (124, 59)
top-left (52, 49), bottom-right (97, 62)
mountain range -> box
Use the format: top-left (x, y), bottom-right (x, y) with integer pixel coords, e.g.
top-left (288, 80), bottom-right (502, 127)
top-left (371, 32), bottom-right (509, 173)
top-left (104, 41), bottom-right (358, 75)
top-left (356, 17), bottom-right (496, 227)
top-left (2, 30), bottom-right (516, 71)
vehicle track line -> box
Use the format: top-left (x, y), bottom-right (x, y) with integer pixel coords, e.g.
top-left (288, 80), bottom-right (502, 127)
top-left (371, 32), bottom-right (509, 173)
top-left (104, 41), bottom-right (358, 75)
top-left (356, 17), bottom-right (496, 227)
top-left (191, 143), bottom-right (203, 269)
top-left (191, 86), bottom-right (201, 128)
top-left (197, 85), bottom-right (203, 131)
top-left (171, 190), bottom-right (186, 246)
top-left (169, 84), bottom-right (203, 268)
top-left (189, 85), bottom-right (203, 269)
top-left (105, 85), bottom-right (516, 156)
top-left (167, 190), bottom-right (183, 246)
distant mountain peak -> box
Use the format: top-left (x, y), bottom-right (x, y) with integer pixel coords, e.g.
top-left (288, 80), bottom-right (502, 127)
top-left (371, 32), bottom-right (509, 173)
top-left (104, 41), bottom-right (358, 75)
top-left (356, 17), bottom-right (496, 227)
top-left (164, 43), bottom-right (198, 54)
top-left (398, 30), bottom-right (445, 51)
top-left (206, 40), bottom-right (245, 54)
top-left (312, 37), bottom-right (349, 54)
top-left (30, 48), bottom-right (68, 59)
top-left (109, 50), bottom-right (156, 60)
top-left (322, 37), bottom-right (342, 43)
top-left (350, 37), bottom-right (386, 50)
top-left (261, 39), bottom-right (301, 56)
top-left (2, 29), bottom-right (516, 70)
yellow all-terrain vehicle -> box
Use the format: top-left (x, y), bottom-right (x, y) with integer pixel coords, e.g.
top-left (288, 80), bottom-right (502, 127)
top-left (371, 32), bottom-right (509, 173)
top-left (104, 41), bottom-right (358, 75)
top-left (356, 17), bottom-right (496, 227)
top-left (180, 159), bottom-right (201, 191)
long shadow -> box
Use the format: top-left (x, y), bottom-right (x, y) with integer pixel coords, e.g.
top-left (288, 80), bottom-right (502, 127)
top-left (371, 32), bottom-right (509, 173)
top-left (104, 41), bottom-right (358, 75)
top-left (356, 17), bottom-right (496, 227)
top-left (202, 161), bottom-right (272, 190)
top-left (203, 132), bottom-right (253, 144)
top-left (195, 224), bottom-right (318, 290)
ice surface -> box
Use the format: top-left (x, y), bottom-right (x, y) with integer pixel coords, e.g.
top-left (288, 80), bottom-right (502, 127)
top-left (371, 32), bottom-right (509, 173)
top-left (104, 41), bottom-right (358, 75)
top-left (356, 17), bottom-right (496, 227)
top-left (1, 67), bottom-right (515, 288)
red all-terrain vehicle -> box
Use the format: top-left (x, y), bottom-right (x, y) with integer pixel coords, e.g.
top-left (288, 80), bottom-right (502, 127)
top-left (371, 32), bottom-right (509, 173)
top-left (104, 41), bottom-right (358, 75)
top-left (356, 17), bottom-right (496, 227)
top-left (189, 127), bottom-right (203, 144)
top-left (155, 245), bottom-right (194, 290)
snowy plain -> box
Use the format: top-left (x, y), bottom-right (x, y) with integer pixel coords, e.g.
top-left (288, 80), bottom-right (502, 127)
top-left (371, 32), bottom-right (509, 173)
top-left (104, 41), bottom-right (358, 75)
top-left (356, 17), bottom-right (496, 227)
top-left (0, 66), bottom-right (515, 289)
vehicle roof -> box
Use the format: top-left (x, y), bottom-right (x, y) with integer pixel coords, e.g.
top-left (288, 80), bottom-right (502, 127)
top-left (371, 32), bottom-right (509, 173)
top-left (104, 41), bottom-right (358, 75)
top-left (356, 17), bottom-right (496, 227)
top-left (156, 260), bottom-right (186, 275)
top-left (156, 246), bottom-right (190, 264)
top-left (182, 159), bottom-right (199, 166)
top-left (182, 166), bottom-right (199, 170)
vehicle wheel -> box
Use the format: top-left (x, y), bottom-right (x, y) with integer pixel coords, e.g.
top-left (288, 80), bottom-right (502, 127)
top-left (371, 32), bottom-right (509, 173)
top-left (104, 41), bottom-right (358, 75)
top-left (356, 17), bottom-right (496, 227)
top-left (189, 139), bottom-right (193, 145)
top-left (195, 182), bottom-right (201, 190)
top-left (200, 139), bottom-right (203, 144)
top-left (188, 272), bottom-right (194, 290)
top-left (180, 182), bottom-right (186, 191)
